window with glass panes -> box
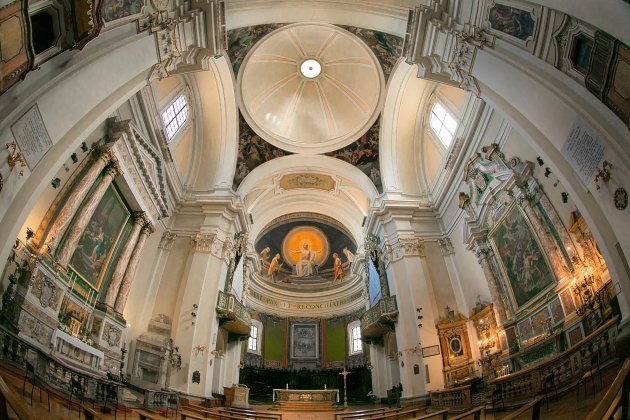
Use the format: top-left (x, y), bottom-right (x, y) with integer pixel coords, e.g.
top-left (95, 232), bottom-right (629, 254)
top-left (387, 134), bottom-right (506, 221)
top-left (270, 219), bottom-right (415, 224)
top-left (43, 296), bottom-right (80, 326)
top-left (161, 95), bottom-right (189, 141)
top-left (351, 326), bottom-right (362, 353)
top-left (248, 325), bottom-right (258, 351)
top-left (429, 102), bottom-right (458, 148)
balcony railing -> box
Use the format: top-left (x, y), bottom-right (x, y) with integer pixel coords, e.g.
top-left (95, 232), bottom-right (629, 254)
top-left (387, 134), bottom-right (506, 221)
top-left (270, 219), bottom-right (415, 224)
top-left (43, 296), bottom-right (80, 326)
top-left (216, 291), bottom-right (252, 336)
top-left (360, 295), bottom-right (398, 338)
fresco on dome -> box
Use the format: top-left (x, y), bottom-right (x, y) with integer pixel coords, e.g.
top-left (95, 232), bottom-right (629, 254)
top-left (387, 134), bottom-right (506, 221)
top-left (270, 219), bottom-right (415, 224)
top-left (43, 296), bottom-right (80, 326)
top-left (101, 0), bottom-right (143, 22)
top-left (232, 113), bottom-right (290, 189)
top-left (326, 119), bottom-right (382, 193)
top-left (339, 26), bottom-right (403, 81)
top-left (227, 24), bottom-right (402, 81)
top-left (255, 217), bottom-right (356, 284)
top-left (488, 3), bottom-right (536, 41)
top-left (227, 24), bottom-right (285, 76)
top-left (489, 204), bottom-right (555, 310)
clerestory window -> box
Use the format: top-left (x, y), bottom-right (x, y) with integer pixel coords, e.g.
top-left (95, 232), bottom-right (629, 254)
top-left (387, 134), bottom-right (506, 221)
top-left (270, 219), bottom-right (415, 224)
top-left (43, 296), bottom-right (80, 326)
top-left (429, 102), bottom-right (458, 148)
top-left (161, 95), bottom-right (189, 141)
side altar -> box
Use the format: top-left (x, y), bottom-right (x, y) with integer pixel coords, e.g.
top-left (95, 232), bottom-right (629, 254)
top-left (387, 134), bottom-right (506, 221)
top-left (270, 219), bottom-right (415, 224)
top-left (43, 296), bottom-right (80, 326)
top-left (273, 388), bottom-right (339, 410)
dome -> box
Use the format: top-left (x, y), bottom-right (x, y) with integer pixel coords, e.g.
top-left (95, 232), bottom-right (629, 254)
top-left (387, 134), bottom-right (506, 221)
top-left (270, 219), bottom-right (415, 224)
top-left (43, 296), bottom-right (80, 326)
top-left (237, 23), bottom-right (385, 154)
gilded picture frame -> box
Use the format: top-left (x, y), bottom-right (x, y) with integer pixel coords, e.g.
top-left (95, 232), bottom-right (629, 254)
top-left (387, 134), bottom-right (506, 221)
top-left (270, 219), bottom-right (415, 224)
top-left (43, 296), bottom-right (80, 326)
top-left (68, 185), bottom-right (130, 291)
top-left (489, 203), bottom-right (556, 312)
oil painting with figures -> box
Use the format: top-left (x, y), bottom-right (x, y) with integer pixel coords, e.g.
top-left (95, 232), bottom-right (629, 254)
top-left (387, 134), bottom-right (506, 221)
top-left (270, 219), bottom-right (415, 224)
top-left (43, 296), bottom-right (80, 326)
top-left (490, 204), bottom-right (555, 309)
top-left (101, 0), bottom-right (143, 23)
top-left (69, 186), bottom-right (130, 289)
top-left (256, 215), bottom-right (356, 284)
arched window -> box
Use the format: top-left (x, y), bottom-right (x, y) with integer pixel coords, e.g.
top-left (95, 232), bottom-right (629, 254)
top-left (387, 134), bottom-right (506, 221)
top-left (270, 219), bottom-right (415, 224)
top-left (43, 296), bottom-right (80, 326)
top-left (248, 319), bottom-right (263, 355)
top-left (429, 102), bottom-right (458, 148)
top-left (348, 321), bottom-right (362, 355)
top-left (161, 95), bottom-right (189, 141)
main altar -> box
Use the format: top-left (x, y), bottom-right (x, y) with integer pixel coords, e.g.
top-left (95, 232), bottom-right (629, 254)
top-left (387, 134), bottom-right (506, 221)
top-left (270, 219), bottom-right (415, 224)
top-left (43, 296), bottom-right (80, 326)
top-left (273, 388), bottom-right (339, 410)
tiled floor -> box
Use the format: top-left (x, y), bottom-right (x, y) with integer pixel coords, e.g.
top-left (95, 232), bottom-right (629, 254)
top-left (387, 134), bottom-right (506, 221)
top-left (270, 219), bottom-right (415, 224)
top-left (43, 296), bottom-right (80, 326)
top-left (2, 361), bottom-right (621, 419)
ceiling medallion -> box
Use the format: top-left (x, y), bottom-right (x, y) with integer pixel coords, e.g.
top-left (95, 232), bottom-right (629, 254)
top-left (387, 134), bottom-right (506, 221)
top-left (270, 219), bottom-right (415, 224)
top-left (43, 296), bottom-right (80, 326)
top-left (300, 59), bottom-right (322, 79)
top-left (614, 187), bottom-right (628, 210)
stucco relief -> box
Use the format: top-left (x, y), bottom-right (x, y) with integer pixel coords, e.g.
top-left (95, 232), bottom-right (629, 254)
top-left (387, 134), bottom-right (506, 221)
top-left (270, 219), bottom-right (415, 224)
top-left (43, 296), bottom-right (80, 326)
top-left (102, 324), bottom-right (122, 348)
top-left (30, 271), bottom-right (61, 309)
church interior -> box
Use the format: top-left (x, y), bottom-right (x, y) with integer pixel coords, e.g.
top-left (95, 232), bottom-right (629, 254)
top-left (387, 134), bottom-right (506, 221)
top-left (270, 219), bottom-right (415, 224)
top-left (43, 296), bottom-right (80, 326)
top-left (0, 0), bottom-right (629, 418)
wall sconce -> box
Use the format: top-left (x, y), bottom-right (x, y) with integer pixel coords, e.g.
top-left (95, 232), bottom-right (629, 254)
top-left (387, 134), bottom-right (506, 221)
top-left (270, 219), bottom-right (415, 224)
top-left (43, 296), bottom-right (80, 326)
top-left (51, 178), bottom-right (61, 188)
top-left (594, 160), bottom-right (612, 190)
top-left (6, 142), bottom-right (26, 176)
top-left (80, 142), bottom-right (88, 152)
top-left (71, 153), bottom-right (78, 163)
top-left (416, 308), bottom-right (423, 328)
top-left (193, 345), bottom-right (207, 356)
top-left (191, 303), bottom-right (198, 325)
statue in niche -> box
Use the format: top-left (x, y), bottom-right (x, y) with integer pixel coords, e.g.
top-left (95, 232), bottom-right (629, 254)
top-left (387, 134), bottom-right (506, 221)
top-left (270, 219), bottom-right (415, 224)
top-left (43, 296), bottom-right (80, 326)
top-left (444, 306), bottom-right (455, 323)
top-left (267, 253), bottom-right (283, 280)
top-left (333, 253), bottom-right (344, 282)
top-left (290, 243), bottom-right (319, 277)
top-left (342, 247), bottom-right (355, 263)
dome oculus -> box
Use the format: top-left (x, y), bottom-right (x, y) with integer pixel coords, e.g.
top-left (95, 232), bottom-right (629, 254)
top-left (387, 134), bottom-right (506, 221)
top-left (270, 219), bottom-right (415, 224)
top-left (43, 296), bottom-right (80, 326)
top-left (300, 59), bottom-right (322, 78)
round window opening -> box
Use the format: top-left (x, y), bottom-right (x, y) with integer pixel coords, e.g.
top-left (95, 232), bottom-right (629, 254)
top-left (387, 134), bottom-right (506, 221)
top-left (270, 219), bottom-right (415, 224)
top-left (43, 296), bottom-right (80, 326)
top-left (300, 59), bottom-right (322, 78)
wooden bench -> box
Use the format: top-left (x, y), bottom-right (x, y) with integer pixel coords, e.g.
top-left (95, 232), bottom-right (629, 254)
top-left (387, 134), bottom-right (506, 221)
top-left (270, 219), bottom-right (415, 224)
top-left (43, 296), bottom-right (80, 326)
top-left (182, 409), bottom-right (208, 419)
top-left (586, 358), bottom-right (630, 420)
top-left (182, 404), bottom-right (217, 418)
top-left (336, 407), bottom-right (398, 420)
top-left (218, 407), bottom-right (282, 419)
top-left (450, 406), bottom-right (484, 420)
top-left (135, 408), bottom-right (159, 420)
top-left (0, 373), bottom-right (35, 420)
top-left (81, 404), bottom-right (103, 420)
top-left (367, 406), bottom-right (425, 420)
top-left (410, 408), bottom-right (449, 420)
top-left (502, 395), bottom-right (544, 420)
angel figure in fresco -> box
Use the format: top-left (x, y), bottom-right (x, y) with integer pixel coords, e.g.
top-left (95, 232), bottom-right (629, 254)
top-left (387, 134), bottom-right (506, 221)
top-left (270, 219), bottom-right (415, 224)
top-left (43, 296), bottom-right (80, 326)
top-left (290, 243), bottom-right (319, 277)
top-left (259, 247), bottom-right (271, 261)
top-left (267, 253), bottom-right (283, 280)
top-left (333, 253), bottom-right (344, 282)
top-left (342, 247), bottom-right (355, 263)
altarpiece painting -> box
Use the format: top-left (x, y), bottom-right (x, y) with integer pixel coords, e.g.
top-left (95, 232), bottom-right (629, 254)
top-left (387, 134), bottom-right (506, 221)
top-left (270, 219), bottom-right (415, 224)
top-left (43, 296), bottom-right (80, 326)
top-left (290, 324), bottom-right (318, 359)
top-left (489, 204), bottom-right (555, 310)
top-left (69, 186), bottom-right (130, 289)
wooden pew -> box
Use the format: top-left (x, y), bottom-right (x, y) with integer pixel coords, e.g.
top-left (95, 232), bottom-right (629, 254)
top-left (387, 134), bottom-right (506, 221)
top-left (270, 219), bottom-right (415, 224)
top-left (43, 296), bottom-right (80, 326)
top-left (0, 373), bottom-right (35, 420)
top-left (502, 395), bottom-right (544, 420)
top-left (135, 408), bottom-right (160, 420)
top-left (450, 406), bottom-right (484, 420)
top-left (366, 406), bottom-right (426, 420)
top-left (218, 407), bottom-right (282, 419)
top-left (586, 358), bottom-right (630, 420)
top-left (181, 409), bottom-right (208, 419)
top-left (410, 408), bottom-right (449, 420)
top-left (336, 407), bottom-right (399, 420)
top-left (81, 404), bottom-right (103, 420)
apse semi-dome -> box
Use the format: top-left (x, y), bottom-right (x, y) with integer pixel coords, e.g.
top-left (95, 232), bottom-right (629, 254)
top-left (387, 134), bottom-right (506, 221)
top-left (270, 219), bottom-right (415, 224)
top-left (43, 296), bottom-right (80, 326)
top-left (237, 23), bottom-right (385, 154)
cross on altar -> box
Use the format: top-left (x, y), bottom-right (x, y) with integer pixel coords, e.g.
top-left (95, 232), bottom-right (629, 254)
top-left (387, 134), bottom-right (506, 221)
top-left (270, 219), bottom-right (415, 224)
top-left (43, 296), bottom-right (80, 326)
top-left (339, 367), bottom-right (351, 407)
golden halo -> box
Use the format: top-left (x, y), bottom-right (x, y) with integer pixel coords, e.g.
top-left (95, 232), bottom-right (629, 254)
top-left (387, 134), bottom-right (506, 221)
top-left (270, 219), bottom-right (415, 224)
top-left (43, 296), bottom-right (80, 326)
top-left (281, 226), bottom-right (329, 266)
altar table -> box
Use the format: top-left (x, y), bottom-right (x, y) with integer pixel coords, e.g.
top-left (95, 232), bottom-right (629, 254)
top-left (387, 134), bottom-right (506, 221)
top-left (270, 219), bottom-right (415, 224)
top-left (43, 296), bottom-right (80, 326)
top-left (51, 328), bottom-right (104, 370)
top-left (273, 388), bottom-right (339, 410)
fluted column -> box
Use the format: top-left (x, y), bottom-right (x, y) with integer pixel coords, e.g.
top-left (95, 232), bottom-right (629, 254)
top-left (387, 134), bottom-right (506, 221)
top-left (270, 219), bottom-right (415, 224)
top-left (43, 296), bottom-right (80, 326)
top-left (114, 221), bottom-right (154, 313)
top-left (46, 147), bottom-right (115, 251)
top-left (477, 249), bottom-right (509, 325)
top-left (103, 212), bottom-right (147, 308)
top-left (56, 161), bottom-right (122, 267)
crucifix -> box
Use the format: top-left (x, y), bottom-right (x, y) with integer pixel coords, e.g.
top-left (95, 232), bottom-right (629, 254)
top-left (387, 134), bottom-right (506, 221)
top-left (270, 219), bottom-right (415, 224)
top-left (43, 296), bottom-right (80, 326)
top-left (339, 367), bottom-right (351, 408)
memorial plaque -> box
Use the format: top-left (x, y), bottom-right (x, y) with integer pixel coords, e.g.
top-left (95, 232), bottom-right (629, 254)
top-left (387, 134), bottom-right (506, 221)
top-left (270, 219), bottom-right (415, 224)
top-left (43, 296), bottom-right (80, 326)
top-left (10, 105), bottom-right (53, 170)
top-left (561, 118), bottom-right (607, 186)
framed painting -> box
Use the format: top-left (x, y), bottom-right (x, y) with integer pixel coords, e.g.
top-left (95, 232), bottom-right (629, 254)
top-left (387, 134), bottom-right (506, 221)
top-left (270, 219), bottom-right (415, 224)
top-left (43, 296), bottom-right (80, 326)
top-left (69, 185), bottom-right (130, 290)
top-left (559, 287), bottom-right (576, 316)
top-left (486, 1), bottom-right (537, 42)
top-left (566, 324), bottom-right (584, 348)
top-left (549, 297), bottom-right (565, 325)
top-left (489, 204), bottom-right (556, 311)
top-left (100, 0), bottom-right (143, 24)
top-left (290, 323), bottom-right (318, 359)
